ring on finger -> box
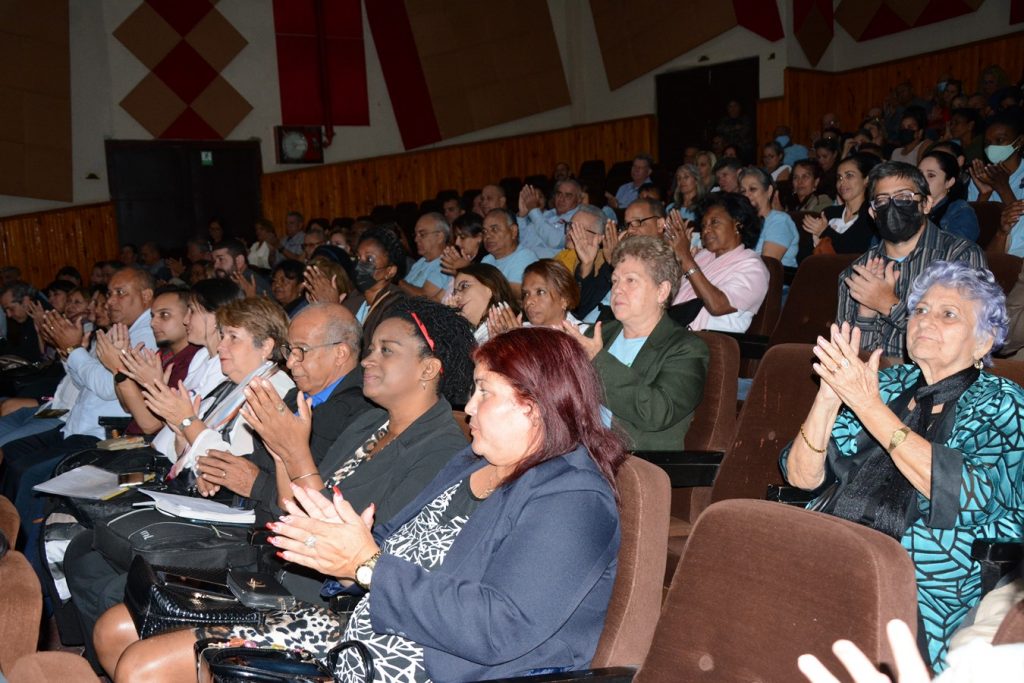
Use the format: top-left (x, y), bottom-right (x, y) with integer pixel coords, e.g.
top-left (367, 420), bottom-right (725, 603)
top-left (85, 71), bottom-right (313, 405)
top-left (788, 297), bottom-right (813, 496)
top-left (840, 358), bottom-right (850, 368)
top-left (304, 535), bottom-right (317, 549)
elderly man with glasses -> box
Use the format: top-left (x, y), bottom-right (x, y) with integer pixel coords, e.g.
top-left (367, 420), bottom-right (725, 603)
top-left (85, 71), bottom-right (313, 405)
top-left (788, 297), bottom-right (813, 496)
top-left (399, 212), bottom-right (451, 301)
top-left (836, 161), bottom-right (986, 361)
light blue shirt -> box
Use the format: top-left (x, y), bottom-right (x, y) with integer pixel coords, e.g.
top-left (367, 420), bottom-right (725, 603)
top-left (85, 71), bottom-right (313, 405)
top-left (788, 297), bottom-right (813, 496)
top-left (967, 162), bottom-right (1024, 202)
top-left (615, 181), bottom-right (643, 208)
top-left (600, 331), bottom-right (649, 426)
top-left (404, 255), bottom-right (449, 291)
top-left (63, 309), bottom-right (157, 439)
top-left (756, 210), bottom-right (799, 268)
top-left (782, 143), bottom-right (810, 167)
top-left (516, 206), bottom-right (576, 258)
top-left (482, 245), bottom-right (539, 284)
top-left (356, 300), bottom-right (370, 324)
top-left (281, 231), bottom-right (305, 257)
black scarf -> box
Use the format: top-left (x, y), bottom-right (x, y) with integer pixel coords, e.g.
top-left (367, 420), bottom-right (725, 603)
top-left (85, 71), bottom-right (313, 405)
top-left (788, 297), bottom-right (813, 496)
top-left (822, 365), bottom-right (979, 539)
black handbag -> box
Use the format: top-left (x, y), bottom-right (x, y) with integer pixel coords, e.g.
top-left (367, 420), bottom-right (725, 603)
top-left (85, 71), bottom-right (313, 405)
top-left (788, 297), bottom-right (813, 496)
top-left (196, 637), bottom-right (375, 683)
top-left (124, 555), bottom-right (264, 639)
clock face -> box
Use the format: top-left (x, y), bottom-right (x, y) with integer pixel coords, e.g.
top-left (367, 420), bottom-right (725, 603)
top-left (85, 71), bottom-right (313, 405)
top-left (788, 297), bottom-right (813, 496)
top-left (282, 131), bottom-right (309, 160)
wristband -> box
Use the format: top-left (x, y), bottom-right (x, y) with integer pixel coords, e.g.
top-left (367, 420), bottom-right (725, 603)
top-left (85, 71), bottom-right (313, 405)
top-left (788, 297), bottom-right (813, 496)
top-left (683, 266), bottom-right (701, 280)
top-left (290, 472), bottom-right (318, 482)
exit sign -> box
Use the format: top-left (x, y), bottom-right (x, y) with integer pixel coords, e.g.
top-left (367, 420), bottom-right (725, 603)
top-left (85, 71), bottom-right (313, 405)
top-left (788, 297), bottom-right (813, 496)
top-left (200, 151), bottom-right (213, 166)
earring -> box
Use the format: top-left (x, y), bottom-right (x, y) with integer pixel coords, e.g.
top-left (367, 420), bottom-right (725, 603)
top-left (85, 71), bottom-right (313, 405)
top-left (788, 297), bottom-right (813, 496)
top-left (974, 358), bottom-right (984, 370)
top-left (421, 380), bottom-right (427, 390)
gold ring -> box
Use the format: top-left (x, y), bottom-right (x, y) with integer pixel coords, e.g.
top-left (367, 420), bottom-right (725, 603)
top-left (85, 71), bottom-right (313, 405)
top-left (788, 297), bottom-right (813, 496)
top-left (276, 404), bottom-right (286, 413)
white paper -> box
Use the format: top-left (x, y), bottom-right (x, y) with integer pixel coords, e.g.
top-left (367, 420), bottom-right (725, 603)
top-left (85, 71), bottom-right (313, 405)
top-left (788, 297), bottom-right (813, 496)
top-left (33, 465), bottom-right (122, 500)
top-left (138, 489), bottom-right (255, 524)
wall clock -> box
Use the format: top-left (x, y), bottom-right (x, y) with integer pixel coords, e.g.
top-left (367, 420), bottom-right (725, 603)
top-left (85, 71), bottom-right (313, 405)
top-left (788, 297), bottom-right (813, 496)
top-left (274, 126), bottom-right (324, 164)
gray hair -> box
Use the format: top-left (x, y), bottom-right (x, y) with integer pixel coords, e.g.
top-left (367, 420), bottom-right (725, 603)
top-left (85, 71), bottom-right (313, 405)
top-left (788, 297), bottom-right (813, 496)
top-left (420, 211), bottom-right (450, 240)
top-left (906, 260), bottom-right (1008, 366)
top-left (611, 235), bottom-right (682, 306)
top-left (867, 161), bottom-right (929, 200)
top-left (573, 204), bottom-right (607, 234)
top-left (738, 165), bottom-right (774, 191)
top-left (556, 178), bottom-right (583, 196)
top-left (287, 210), bottom-right (304, 224)
top-left (1, 281), bottom-right (36, 302)
top-left (296, 303), bottom-right (363, 356)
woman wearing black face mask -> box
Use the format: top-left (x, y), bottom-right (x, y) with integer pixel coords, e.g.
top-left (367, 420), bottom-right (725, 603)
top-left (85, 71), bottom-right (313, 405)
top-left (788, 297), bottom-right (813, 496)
top-left (352, 226), bottom-right (408, 353)
top-left (890, 106), bottom-right (930, 165)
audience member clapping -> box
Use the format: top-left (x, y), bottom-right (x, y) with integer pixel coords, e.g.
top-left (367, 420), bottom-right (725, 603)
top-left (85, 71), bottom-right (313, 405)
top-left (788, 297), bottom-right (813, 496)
top-left (739, 166), bottom-right (800, 267)
top-left (451, 263), bottom-right (519, 343)
top-left (802, 153), bottom-right (881, 256)
top-left (919, 150), bottom-right (980, 242)
top-left (788, 159), bottom-right (835, 213)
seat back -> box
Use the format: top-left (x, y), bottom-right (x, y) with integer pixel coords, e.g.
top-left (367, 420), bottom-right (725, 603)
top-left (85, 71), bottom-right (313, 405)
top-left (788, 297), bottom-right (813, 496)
top-left (769, 253), bottom-right (858, 346)
top-left (451, 410), bottom-right (472, 442)
top-left (985, 252), bottom-right (1023, 296)
top-left (0, 495), bottom-right (18, 547)
top-left (972, 201), bottom-right (1003, 251)
top-left (0, 549), bottom-right (42, 672)
top-left (711, 344), bottom-right (820, 504)
top-left (990, 358), bottom-right (1024, 389)
top-left (684, 332), bottom-right (739, 454)
top-left (591, 457), bottom-right (670, 668)
top-left (747, 256), bottom-right (784, 338)
top-left (993, 598), bottom-right (1024, 645)
top-left (7, 652), bottom-right (101, 683)
top-left (637, 499), bottom-right (918, 683)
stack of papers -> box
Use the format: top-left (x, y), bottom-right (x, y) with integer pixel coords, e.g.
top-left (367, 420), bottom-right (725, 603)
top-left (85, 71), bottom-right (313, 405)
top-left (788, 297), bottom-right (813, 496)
top-left (33, 465), bottom-right (123, 500)
top-left (139, 489), bottom-right (256, 525)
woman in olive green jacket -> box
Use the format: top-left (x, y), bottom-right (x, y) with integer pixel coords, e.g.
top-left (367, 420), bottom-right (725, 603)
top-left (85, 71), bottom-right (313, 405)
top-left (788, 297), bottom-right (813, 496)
top-left (565, 235), bottom-right (708, 451)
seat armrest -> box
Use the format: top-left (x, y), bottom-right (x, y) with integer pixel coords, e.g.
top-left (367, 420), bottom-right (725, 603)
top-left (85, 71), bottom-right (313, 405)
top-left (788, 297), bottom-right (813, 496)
top-left (971, 538), bottom-right (1024, 596)
top-left (99, 415), bottom-right (132, 438)
top-left (720, 333), bottom-right (769, 360)
top-left (766, 484), bottom-right (815, 507)
top-left (632, 450), bottom-right (724, 487)
top-left (481, 666), bottom-right (637, 683)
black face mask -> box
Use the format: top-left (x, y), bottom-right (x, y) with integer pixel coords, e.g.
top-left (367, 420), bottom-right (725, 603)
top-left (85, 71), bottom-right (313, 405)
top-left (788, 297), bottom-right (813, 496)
top-left (896, 129), bottom-right (917, 146)
top-left (875, 200), bottom-right (924, 243)
top-left (354, 260), bottom-right (379, 293)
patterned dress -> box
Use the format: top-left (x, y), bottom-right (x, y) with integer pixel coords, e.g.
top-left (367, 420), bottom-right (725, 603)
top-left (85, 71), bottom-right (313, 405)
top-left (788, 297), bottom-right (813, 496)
top-left (201, 479), bottom-right (480, 683)
top-left (781, 366), bottom-right (1024, 670)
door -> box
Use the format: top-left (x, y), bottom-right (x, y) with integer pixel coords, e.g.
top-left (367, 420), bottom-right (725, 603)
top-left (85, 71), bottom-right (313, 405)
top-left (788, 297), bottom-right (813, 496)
top-left (106, 140), bottom-right (262, 251)
top-left (656, 57), bottom-right (759, 170)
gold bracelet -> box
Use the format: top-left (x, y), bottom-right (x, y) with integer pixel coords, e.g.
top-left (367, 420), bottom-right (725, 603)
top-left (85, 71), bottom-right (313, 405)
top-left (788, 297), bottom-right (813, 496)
top-left (290, 471), bottom-right (318, 483)
top-left (799, 424), bottom-right (827, 454)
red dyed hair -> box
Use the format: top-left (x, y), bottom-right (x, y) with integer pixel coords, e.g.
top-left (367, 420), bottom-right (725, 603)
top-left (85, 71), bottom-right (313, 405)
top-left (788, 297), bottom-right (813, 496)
top-left (472, 327), bottom-right (629, 493)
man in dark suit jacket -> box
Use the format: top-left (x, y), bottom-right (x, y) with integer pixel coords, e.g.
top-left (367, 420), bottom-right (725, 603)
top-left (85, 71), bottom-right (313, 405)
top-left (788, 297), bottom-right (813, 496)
top-left (248, 302), bottom-right (374, 514)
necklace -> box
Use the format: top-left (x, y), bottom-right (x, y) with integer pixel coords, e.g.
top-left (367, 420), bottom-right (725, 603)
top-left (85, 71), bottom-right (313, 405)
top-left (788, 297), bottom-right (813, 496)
top-left (479, 466), bottom-right (503, 498)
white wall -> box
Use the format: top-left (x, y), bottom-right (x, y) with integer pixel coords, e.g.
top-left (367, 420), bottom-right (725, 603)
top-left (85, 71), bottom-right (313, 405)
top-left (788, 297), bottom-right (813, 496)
top-left (0, 0), bottom-right (1019, 218)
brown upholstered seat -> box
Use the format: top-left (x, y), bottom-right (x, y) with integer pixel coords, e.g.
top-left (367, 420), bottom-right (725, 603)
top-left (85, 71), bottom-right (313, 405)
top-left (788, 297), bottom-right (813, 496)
top-left (0, 495), bottom-right (18, 548)
top-left (666, 343), bottom-right (820, 584)
top-left (740, 256), bottom-right (785, 377)
top-left (6, 652), bottom-right (101, 683)
top-left (990, 358), bottom-right (1024, 388)
top-left (0, 550), bottom-right (43, 673)
top-left (973, 201), bottom-right (1003, 252)
top-left (451, 410), bottom-right (472, 442)
top-left (993, 598), bottom-right (1024, 645)
top-left (985, 252), bottom-right (1023, 297)
top-left (592, 457), bottom-right (671, 668)
top-left (641, 500), bottom-right (918, 683)
top-left (769, 253), bottom-right (858, 346)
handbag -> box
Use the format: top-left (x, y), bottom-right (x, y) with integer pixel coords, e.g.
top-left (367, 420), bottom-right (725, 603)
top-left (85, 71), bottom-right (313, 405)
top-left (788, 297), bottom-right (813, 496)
top-left (124, 555), bottom-right (264, 639)
top-left (196, 637), bottom-right (375, 683)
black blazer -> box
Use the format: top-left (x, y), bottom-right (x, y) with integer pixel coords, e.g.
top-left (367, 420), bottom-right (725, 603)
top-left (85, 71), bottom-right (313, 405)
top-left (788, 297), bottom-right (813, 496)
top-left (251, 367), bottom-right (374, 521)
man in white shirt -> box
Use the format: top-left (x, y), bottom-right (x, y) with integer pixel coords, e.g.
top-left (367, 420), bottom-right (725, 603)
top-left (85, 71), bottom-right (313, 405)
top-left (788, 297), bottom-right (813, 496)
top-left (481, 208), bottom-right (539, 298)
top-left (280, 210), bottom-right (306, 261)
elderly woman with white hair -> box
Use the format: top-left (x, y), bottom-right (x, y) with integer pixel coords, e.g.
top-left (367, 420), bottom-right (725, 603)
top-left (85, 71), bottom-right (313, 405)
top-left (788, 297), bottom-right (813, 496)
top-left (781, 260), bottom-right (1024, 672)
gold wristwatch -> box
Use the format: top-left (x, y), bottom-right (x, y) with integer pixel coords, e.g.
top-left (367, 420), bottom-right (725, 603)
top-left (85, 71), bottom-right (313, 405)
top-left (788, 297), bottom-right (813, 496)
top-left (888, 426), bottom-right (911, 452)
top-left (355, 551), bottom-right (382, 590)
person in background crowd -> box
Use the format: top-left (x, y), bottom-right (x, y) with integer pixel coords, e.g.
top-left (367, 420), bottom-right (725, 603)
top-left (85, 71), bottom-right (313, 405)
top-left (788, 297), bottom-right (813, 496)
top-left (968, 111), bottom-right (1023, 255)
top-left (249, 219), bottom-right (280, 270)
top-left (762, 140), bottom-right (792, 182)
top-left (890, 106), bottom-right (930, 165)
top-left (351, 227), bottom-right (406, 348)
top-left (739, 166), bottom-right (799, 268)
top-left (787, 159), bottom-right (834, 213)
top-left (451, 262), bottom-right (519, 343)
top-left (280, 210), bottom-right (306, 261)
top-left (480, 208), bottom-right (538, 298)
top-left (487, 259), bottom-right (588, 336)
top-left (611, 154), bottom-right (654, 208)
top-left (712, 157), bottom-right (743, 194)
top-left (442, 195), bottom-right (465, 225)
top-left (666, 164), bottom-right (705, 222)
top-left (212, 238), bottom-right (271, 297)
top-left (919, 150), bottom-right (979, 243)
top-left (814, 138), bottom-right (841, 198)
top-left (270, 259), bottom-right (308, 318)
top-left (774, 125), bottom-right (810, 167)
top-left (695, 150), bottom-right (717, 190)
top-left (802, 153), bottom-right (881, 257)
top-left (399, 213), bottom-right (451, 301)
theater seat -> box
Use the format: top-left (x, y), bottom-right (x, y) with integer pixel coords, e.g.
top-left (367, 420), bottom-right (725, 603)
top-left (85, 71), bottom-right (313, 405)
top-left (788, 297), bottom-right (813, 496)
top-left (993, 598), bottom-right (1024, 645)
top-left (770, 253), bottom-right (858, 346)
top-left (0, 495), bottom-right (18, 547)
top-left (985, 252), bottom-right (1023, 296)
top-left (972, 201), bottom-right (1003, 251)
top-left (6, 652), bottom-right (100, 683)
top-left (592, 457), bottom-right (670, 668)
top-left (0, 549), bottom-right (42, 673)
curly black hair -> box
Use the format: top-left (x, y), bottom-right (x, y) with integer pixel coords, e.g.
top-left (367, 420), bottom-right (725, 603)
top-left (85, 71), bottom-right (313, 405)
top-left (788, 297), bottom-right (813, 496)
top-left (695, 192), bottom-right (761, 249)
top-left (382, 296), bottom-right (476, 407)
top-left (357, 226), bottom-right (408, 281)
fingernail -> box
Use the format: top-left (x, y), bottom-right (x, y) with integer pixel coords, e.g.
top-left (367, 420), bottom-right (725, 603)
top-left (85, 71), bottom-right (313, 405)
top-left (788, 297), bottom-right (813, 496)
top-left (268, 536), bottom-right (278, 545)
top-left (276, 551), bottom-right (285, 559)
top-left (332, 485), bottom-right (342, 498)
top-left (279, 514), bottom-right (291, 523)
top-left (265, 522), bottom-right (276, 530)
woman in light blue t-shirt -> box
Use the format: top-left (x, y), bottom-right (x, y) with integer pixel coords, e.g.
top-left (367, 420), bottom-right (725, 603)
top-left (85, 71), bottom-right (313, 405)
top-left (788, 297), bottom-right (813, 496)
top-left (739, 166), bottom-right (799, 268)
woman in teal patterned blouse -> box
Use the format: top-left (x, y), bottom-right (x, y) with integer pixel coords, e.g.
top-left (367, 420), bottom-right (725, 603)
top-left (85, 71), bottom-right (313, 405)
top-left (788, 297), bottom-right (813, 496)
top-left (781, 260), bottom-right (1024, 671)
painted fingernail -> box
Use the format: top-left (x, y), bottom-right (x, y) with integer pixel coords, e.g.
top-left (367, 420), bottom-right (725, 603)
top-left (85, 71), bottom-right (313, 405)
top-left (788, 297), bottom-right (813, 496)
top-left (265, 522), bottom-right (276, 530)
top-left (279, 514), bottom-right (291, 523)
top-left (268, 536), bottom-right (278, 545)
top-left (332, 485), bottom-right (342, 498)
top-left (276, 551), bottom-right (285, 559)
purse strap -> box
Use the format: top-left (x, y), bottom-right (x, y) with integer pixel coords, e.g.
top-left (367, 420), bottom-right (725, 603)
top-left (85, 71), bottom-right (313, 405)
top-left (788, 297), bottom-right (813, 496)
top-left (326, 640), bottom-right (375, 682)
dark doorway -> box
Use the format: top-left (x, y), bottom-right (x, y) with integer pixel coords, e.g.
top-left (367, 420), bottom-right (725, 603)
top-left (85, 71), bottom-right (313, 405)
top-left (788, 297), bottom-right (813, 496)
top-left (656, 57), bottom-right (759, 171)
top-left (106, 140), bottom-right (262, 251)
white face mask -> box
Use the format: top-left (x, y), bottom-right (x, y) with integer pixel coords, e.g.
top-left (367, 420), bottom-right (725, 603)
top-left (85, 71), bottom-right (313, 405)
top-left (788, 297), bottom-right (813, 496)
top-left (986, 137), bottom-right (1021, 164)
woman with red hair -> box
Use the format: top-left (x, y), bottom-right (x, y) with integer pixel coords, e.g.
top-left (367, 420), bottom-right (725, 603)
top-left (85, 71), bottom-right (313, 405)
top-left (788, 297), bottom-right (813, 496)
top-left (108, 327), bottom-right (628, 683)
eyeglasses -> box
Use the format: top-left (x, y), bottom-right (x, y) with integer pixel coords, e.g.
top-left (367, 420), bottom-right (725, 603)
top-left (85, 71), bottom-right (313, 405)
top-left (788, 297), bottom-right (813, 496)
top-left (453, 280), bottom-right (474, 293)
top-left (625, 216), bottom-right (658, 230)
top-left (870, 191), bottom-right (923, 210)
top-left (415, 230), bottom-right (443, 239)
top-left (281, 341), bottom-right (342, 362)
top-left (559, 219), bottom-right (601, 235)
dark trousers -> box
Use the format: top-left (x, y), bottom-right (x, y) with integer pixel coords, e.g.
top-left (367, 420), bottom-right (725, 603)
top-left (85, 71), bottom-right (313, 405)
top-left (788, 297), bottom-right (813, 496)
top-left (65, 530), bottom-right (128, 668)
top-left (0, 427), bottom-right (98, 554)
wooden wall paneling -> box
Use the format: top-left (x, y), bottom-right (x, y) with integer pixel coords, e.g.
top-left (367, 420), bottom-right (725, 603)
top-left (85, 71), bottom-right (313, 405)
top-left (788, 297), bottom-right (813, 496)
top-left (755, 31), bottom-right (1024, 149)
top-left (0, 203), bottom-right (118, 287)
top-left (259, 115), bottom-right (656, 226)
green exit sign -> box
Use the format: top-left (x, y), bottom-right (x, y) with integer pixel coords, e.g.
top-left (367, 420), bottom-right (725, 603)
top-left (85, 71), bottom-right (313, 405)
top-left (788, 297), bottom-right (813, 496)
top-left (200, 151), bottom-right (213, 166)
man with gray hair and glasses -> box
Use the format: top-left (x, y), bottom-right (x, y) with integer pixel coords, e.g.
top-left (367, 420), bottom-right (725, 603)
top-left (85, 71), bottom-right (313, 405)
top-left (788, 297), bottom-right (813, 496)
top-left (836, 161), bottom-right (986, 360)
top-left (517, 178), bottom-right (584, 258)
top-left (399, 212), bottom-right (451, 301)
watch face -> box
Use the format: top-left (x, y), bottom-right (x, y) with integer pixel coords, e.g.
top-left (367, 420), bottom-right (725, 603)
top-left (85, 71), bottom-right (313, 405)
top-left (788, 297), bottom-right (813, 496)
top-left (282, 131), bottom-right (309, 160)
top-left (356, 565), bottom-right (372, 586)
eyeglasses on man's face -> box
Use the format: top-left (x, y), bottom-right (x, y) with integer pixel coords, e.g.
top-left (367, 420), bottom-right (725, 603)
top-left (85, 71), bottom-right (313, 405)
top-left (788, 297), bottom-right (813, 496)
top-left (625, 215), bottom-right (658, 230)
top-left (870, 191), bottom-right (923, 210)
top-left (281, 340), bottom-right (342, 362)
